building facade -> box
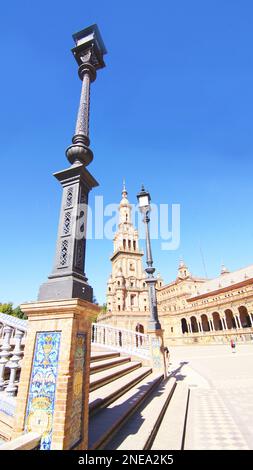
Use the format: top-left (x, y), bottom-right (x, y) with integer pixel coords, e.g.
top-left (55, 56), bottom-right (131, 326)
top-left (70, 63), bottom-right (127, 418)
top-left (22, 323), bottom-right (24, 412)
top-left (158, 263), bottom-right (253, 345)
top-left (98, 188), bottom-right (253, 345)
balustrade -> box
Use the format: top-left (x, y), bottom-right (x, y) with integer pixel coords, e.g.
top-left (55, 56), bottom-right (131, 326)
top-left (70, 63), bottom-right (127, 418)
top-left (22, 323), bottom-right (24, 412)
top-left (92, 323), bottom-right (151, 359)
top-left (0, 313), bottom-right (27, 396)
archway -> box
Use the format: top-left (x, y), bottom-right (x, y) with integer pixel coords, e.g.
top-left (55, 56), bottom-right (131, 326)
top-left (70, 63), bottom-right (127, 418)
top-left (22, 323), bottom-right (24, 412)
top-left (238, 306), bottom-right (252, 328)
top-left (136, 323), bottom-right (144, 346)
top-left (181, 318), bottom-right (188, 334)
top-left (212, 312), bottom-right (223, 331)
top-left (201, 314), bottom-right (210, 332)
top-left (225, 309), bottom-right (236, 329)
top-left (190, 316), bottom-right (199, 333)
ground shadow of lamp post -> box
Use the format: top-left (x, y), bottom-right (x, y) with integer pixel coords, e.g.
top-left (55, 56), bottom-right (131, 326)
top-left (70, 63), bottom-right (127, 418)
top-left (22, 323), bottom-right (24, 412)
top-left (137, 185), bottom-right (167, 378)
top-left (13, 25), bottom-right (107, 450)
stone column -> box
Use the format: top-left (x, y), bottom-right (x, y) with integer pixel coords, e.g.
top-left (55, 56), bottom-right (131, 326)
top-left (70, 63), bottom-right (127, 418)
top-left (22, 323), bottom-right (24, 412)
top-left (198, 320), bottom-right (203, 333)
top-left (248, 313), bottom-right (253, 327)
top-left (208, 319), bottom-right (213, 331)
top-left (12, 299), bottom-right (100, 450)
top-left (188, 321), bottom-right (192, 334)
top-left (222, 317), bottom-right (228, 330)
top-left (236, 315), bottom-right (242, 329)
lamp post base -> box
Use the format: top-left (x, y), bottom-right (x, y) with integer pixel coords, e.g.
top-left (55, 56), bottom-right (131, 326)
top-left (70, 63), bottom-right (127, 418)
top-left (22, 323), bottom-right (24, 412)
top-left (38, 275), bottom-right (93, 303)
top-left (147, 328), bottom-right (167, 379)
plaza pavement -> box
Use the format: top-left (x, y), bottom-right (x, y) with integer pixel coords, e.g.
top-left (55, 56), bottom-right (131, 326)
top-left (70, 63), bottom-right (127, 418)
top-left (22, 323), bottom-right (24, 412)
top-left (169, 343), bottom-right (253, 450)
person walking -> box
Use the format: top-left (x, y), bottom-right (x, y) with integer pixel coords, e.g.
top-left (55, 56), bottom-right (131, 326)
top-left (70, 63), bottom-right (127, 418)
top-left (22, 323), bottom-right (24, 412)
top-left (164, 346), bottom-right (170, 369)
top-left (230, 338), bottom-right (236, 353)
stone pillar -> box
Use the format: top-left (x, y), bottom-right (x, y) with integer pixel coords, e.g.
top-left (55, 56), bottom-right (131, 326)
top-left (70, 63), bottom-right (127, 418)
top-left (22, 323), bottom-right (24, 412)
top-left (198, 321), bottom-right (203, 333)
top-left (147, 329), bottom-right (167, 379)
top-left (12, 299), bottom-right (100, 450)
top-left (208, 319), bottom-right (213, 331)
top-left (222, 317), bottom-right (228, 330)
top-left (188, 321), bottom-right (192, 334)
top-left (248, 313), bottom-right (253, 327)
top-left (236, 315), bottom-right (242, 329)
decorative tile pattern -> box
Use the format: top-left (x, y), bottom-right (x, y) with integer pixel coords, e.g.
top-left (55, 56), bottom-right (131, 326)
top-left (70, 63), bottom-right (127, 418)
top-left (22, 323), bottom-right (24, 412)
top-left (25, 332), bottom-right (61, 450)
top-left (151, 337), bottom-right (162, 369)
top-left (69, 333), bottom-right (87, 448)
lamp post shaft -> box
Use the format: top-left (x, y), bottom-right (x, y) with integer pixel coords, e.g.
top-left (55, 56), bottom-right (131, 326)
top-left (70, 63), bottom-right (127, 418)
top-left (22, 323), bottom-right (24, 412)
top-left (143, 209), bottom-right (161, 331)
top-left (75, 72), bottom-right (91, 139)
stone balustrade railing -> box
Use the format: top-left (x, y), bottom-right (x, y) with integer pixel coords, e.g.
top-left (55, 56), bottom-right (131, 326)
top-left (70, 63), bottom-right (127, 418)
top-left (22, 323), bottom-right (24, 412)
top-left (0, 313), bottom-right (27, 397)
top-left (0, 313), bottom-right (152, 400)
top-left (91, 323), bottom-right (151, 359)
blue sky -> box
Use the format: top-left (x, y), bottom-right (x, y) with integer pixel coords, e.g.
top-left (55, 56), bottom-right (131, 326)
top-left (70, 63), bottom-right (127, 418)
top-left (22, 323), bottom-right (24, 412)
top-left (1, 0), bottom-right (253, 306)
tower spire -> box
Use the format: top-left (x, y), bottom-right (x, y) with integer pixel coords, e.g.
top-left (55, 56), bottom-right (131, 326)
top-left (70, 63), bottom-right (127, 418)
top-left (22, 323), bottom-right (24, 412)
top-left (122, 179), bottom-right (128, 198)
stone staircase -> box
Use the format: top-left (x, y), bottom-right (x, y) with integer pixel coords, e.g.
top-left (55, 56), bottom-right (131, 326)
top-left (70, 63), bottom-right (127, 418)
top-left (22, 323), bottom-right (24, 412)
top-left (88, 348), bottom-right (182, 450)
top-left (0, 313), bottom-right (189, 450)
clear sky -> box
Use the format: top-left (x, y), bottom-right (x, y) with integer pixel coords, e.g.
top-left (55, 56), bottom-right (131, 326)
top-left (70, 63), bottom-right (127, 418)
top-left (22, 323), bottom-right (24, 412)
top-left (1, 0), bottom-right (253, 306)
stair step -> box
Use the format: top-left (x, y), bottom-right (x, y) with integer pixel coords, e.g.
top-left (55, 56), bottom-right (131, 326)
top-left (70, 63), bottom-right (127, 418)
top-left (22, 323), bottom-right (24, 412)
top-left (90, 356), bottom-right (130, 375)
top-left (105, 377), bottom-right (177, 450)
top-left (90, 361), bottom-right (142, 391)
top-left (91, 352), bottom-right (120, 363)
top-left (88, 372), bottom-right (163, 450)
top-left (151, 383), bottom-right (189, 450)
top-left (89, 366), bottom-right (152, 415)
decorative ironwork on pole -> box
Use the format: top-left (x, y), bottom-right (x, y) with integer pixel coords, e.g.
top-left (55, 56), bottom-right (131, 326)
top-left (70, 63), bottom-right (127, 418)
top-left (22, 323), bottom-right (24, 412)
top-left (38, 25), bottom-right (107, 302)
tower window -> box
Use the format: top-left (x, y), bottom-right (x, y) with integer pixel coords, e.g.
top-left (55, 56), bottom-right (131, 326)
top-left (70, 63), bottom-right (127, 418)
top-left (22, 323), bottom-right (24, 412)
top-left (128, 240), bottom-right (131, 249)
top-left (126, 214), bottom-right (128, 222)
top-left (133, 240), bottom-right (136, 250)
top-left (123, 239), bottom-right (126, 249)
top-left (118, 305), bottom-right (121, 311)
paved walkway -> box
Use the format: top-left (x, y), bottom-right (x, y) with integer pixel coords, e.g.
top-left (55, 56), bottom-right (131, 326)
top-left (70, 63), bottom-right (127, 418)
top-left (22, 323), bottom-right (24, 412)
top-left (169, 344), bottom-right (253, 450)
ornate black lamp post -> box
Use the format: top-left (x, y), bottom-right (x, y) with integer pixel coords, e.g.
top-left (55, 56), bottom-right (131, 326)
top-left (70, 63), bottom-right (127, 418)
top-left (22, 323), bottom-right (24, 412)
top-left (38, 24), bottom-right (107, 302)
top-left (137, 185), bottom-right (161, 331)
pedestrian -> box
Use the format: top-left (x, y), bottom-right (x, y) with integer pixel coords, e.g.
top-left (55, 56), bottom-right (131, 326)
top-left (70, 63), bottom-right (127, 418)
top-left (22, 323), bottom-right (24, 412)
top-left (164, 346), bottom-right (170, 368)
top-left (230, 338), bottom-right (236, 353)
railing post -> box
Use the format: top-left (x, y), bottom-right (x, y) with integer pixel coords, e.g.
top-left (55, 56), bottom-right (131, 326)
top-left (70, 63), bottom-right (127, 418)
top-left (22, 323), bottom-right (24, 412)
top-left (5, 329), bottom-right (24, 397)
top-left (0, 325), bottom-right (13, 391)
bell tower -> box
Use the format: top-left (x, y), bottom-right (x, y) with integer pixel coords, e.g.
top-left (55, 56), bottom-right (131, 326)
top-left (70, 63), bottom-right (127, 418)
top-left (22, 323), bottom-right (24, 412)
top-left (106, 183), bottom-right (148, 313)
top-left (177, 259), bottom-right (191, 280)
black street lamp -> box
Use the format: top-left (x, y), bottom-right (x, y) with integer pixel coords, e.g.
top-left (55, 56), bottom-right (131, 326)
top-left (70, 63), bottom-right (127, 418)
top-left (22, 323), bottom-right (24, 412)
top-left (137, 185), bottom-right (161, 331)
